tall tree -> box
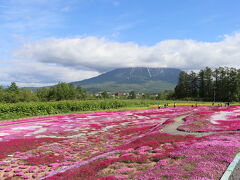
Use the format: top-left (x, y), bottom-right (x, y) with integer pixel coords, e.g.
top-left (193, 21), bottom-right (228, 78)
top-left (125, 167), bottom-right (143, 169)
top-left (8, 82), bottom-right (19, 93)
top-left (75, 85), bottom-right (87, 99)
top-left (204, 67), bottom-right (213, 100)
top-left (198, 69), bottom-right (205, 99)
top-left (189, 71), bottom-right (199, 98)
top-left (213, 68), bottom-right (220, 102)
top-left (49, 82), bottom-right (75, 101)
top-left (36, 88), bottom-right (50, 101)
top-left (174, 71), bottom-right (188, 99)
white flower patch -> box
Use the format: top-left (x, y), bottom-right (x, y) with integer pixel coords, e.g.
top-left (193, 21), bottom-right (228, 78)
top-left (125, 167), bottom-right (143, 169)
top-left (210, 111), bottom-right (230, 124)
top-left (135, 116), bottom-right (149, 119)
top-left (11, 126), bottom-right (42, 130)
top-left (28, 128), bottom-right (47, 135)
top-left (121, 122), bottom-right (131, 126)
top-left (210, 107), bottom-right (240, 124)
top-left (0, 133), bottom-right (9, 136)
top-left (101, 125), bottom-right (117, 132)
top-left (125, 113), bottom-right (133, 116)
top-left (36, 135), bottom-right (62, 138)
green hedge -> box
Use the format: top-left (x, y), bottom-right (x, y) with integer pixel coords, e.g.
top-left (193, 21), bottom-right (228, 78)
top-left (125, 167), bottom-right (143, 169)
top-left (0, 99), bottom-right (209, 120)
top-left (0, 100), bottom-right (162, 120)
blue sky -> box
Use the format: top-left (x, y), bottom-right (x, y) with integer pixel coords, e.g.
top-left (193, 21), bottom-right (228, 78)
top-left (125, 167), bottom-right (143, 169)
top-left (1, 0), bottom-right (240, 86)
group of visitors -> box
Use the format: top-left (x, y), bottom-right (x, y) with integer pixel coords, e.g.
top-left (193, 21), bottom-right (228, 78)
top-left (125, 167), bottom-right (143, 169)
top-left (212, 102), bottom-right (230, 107)
top-left (157, 102), bottom-right (230, 109)
top-left (158, 102), bottom-right (176, 109)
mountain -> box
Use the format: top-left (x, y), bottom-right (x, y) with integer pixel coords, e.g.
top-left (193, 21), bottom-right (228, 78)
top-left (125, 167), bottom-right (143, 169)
top-left (71, 67), bottom-right (181, 94)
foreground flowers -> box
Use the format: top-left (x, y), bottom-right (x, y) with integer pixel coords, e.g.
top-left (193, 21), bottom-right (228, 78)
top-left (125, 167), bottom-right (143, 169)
top-left (0, 105), bottom-right (239, 179)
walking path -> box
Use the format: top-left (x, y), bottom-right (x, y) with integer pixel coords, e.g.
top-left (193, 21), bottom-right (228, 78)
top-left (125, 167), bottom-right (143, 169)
top-left (222, 153), bottom-right (240, 180)
top-left (229, 160), bottom-right (240, 180)
top-left (160, 115), bottom-right (212, 137)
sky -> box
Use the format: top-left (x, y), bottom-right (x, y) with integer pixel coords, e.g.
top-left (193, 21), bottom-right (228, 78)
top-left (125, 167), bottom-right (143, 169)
top-left (1, 0), bottom-right (240, 87)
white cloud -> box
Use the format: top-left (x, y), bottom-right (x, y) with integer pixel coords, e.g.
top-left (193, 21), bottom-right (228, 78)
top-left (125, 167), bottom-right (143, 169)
top-left (0, 60), bottom-right (99, 87)
top-left (14, 33), bottom-right (240, 73)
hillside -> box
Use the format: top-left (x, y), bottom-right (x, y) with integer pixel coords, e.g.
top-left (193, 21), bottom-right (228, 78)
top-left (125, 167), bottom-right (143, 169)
top-left (71, 67), bottom-right (181, 93)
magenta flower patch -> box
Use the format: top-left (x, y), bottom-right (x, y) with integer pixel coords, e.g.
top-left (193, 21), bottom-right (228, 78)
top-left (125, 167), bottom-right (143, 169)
top-left (0, 106), bottom-right (239, 179)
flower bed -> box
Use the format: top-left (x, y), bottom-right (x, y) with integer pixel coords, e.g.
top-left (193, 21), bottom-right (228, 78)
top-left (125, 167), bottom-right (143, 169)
top-left (46, 133), bottom-right (197, 179)
top-left (178, 105), bottom-right (240, 132)
top-left (136, 132), bottom-right (240, 180)
top-left (0, 106), bottom-right (239, 179)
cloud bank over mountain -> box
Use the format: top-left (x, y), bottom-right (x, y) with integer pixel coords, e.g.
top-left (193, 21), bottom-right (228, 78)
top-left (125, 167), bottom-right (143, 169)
top-left (2, 32), bottom-right (240, 87)
top-left (14, 33), bottom-right (240, 73)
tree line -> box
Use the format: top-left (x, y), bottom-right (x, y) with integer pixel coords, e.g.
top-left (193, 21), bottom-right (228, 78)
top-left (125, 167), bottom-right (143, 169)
top-left (174, 67), bottom-right (240, 102)
top-left (0, 82), bottom-right (175, 103)
top-left (0, 82), bottom-right (87, 103)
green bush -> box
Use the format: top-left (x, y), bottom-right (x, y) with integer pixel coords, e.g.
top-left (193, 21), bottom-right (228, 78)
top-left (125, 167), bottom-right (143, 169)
top-left (0, 100), bottom-right (160, 120)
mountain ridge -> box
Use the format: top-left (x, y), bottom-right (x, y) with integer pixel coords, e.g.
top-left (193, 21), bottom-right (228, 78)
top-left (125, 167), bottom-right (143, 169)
top-left (71, 67), bottom-right (181, 93)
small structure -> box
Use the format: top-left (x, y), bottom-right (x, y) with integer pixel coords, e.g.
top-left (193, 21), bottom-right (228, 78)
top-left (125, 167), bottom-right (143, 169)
top-left (115, 92), bottom-right (124, 97)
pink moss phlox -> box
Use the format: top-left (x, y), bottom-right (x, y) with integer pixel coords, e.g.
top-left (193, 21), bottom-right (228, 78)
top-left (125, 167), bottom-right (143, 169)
top-left (1, 106), bottom-right (240, 179)
top-left (13, 172), bottom-right (24, 176)
top-left (14, 168), bottom-right (22, 173)
top-left (23, 175), bottom-right (29, 179)
top-left (26, 166), bottom-right (36, 173)
top-left (178, 105), bottom-right (240, 132)
top-left (99, 176), bottom-right (118, 180)
top-left (3, 173), bottom-right (10, 177)
top-left (106, 156), bottom-right (118, 160)
top-left (136, 132), bottom-right (240, 179)
top-left (4, 167), bottom-right (12, 172)
top-left (116, 166), bottom-right (133, 174)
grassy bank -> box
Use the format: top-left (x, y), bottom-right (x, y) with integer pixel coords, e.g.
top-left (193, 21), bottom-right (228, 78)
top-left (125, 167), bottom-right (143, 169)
top-left (0, 99), bottom-right (236, 121)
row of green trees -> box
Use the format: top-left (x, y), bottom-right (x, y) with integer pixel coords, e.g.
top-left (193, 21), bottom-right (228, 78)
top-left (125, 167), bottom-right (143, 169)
top-left (36, 83), bottom-right (86, 101)
top-left (0, 82), bottom-right (87, 103)
top-left (0, 82), bottom-right (174, 103)
top-left (174, 67), bottom-right (240, 101)
top-left (0, 82), bottom-right (38, 103)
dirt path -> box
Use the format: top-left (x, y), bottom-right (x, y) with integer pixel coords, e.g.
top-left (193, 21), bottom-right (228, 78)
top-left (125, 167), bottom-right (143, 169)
top-left (229, 161), bottom-right (240, 180)
top-left (160, 115), bottom-right (212, 137)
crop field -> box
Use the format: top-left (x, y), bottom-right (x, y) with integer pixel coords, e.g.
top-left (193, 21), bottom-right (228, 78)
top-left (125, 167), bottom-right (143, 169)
top-left (0, 105), bottom-right (240, 179)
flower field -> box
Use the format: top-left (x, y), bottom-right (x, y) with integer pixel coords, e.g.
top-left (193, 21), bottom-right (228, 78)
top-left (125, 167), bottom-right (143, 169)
top-left (178, 105), bottom-right (240, 132)
top-left (0, 105), bottom-right (240, 179)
